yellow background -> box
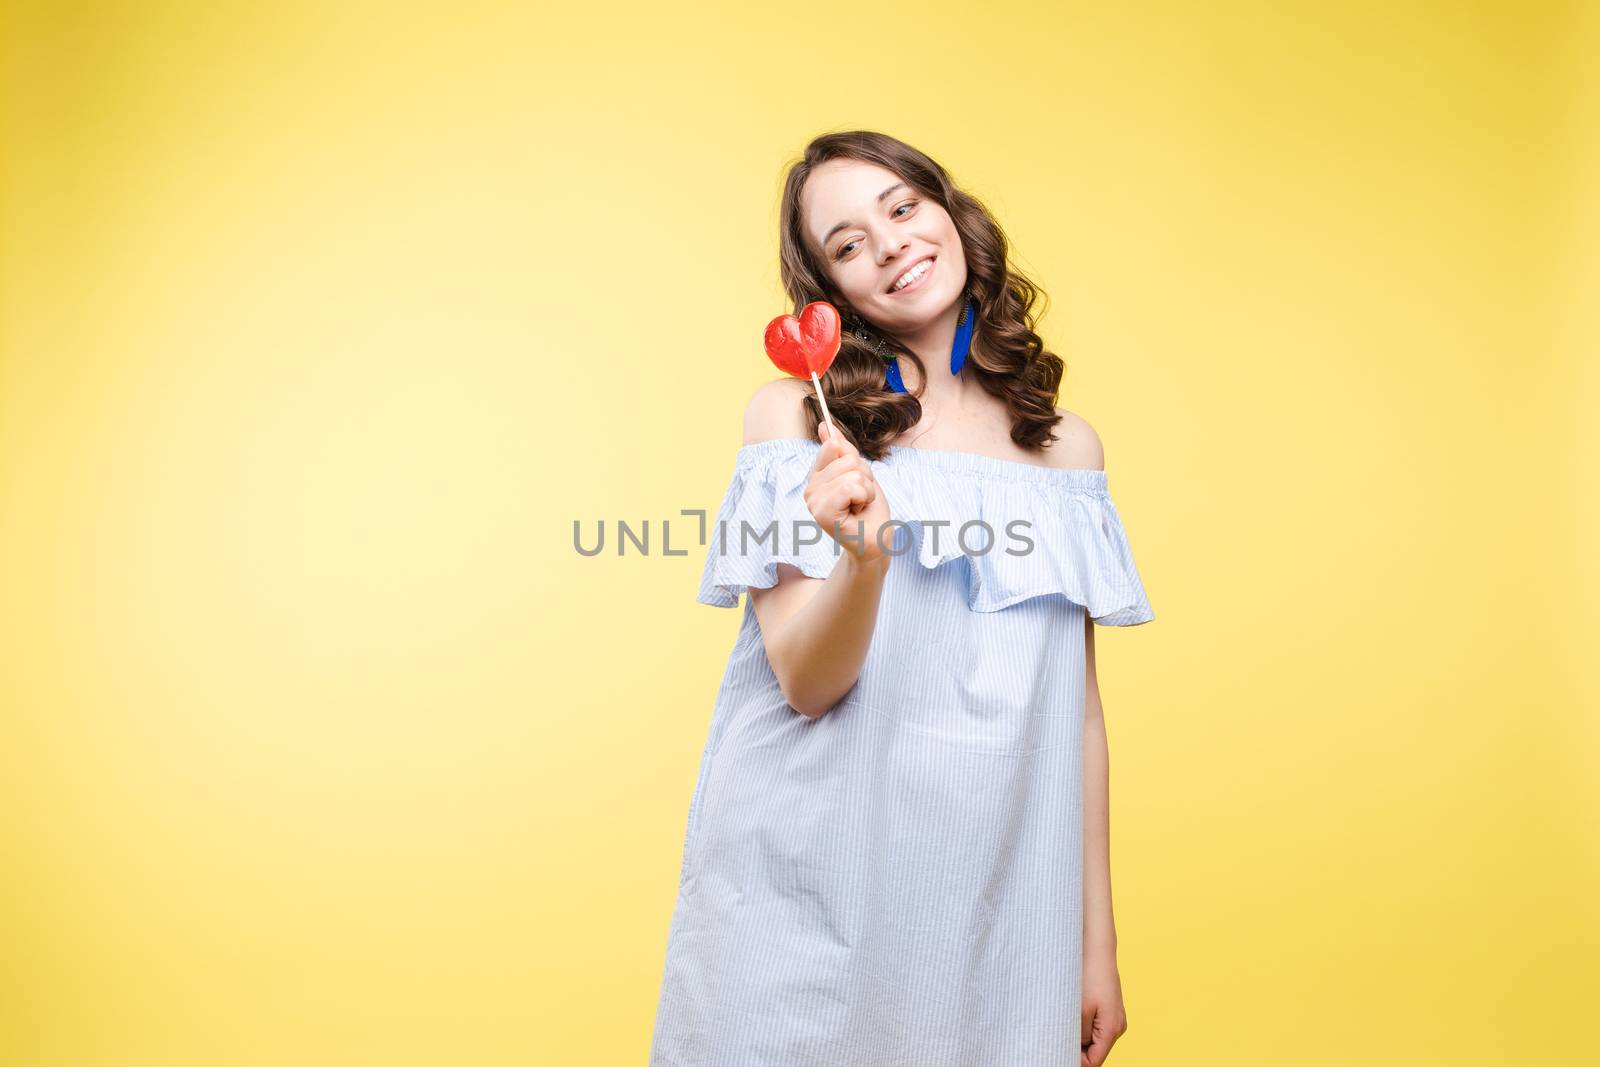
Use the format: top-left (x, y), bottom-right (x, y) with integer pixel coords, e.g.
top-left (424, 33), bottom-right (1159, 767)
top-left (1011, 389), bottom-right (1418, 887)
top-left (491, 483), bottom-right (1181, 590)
top-left (2, 1), bottom-right (1594, 1064)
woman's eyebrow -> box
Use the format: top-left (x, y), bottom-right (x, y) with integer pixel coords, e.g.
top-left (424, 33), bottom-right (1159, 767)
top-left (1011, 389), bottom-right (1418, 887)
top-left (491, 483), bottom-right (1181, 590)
top-left (820, 182), bottom-right (908, 247)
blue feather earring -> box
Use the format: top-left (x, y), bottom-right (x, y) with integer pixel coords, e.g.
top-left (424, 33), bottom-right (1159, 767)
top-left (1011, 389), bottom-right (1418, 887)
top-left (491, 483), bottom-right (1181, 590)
top-left (856, 291), bottom-right (977, 394)
top-left (949, 291), bottom-right (976, 376)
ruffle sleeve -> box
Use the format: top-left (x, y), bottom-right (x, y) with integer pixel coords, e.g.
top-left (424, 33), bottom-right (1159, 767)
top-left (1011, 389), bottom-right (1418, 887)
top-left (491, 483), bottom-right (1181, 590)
top-left (1060, 492), bottom-right (1156, 626)
top-left (695, 438), bottom-right (843, 608)
top-left (872, 444), bottom-right (1157, 626)
top-left (695, 437), bottom-right (1156, 626)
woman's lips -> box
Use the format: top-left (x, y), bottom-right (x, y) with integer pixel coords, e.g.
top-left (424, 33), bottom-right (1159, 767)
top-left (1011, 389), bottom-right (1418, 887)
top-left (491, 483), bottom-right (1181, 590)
top-left (888, 256), bottom-right (936, 296)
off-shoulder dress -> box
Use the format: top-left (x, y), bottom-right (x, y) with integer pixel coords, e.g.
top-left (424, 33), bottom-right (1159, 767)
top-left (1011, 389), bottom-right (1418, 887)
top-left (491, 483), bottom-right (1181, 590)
top-left (649, 436), bottom-right (1156, 1067)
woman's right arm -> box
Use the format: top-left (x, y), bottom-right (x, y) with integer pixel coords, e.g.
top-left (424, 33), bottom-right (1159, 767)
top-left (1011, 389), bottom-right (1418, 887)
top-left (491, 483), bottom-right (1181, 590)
top-left (741, 380), bottom-right (893, 719)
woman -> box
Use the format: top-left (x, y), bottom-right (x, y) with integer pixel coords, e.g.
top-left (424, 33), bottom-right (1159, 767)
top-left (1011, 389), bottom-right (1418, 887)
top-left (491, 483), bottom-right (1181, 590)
top-left (650, 130), bottom-right (1155, 1067)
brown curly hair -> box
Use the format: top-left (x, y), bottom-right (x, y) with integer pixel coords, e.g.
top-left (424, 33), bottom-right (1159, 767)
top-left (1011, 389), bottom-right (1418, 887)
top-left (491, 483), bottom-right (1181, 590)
top-left (778, 130), bottom-right (1067, 461)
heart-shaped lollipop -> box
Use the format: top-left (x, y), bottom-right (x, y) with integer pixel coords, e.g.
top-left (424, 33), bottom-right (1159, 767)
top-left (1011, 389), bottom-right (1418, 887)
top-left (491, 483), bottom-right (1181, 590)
top-left (764, 301), bottom-right (841, 438)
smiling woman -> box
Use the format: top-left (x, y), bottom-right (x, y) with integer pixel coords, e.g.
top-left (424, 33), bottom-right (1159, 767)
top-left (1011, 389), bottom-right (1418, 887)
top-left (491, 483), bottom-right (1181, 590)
top-left (766, 129), bottom-right (1070, 461)
top-left (647, 129), bottom-right (1157, 1067)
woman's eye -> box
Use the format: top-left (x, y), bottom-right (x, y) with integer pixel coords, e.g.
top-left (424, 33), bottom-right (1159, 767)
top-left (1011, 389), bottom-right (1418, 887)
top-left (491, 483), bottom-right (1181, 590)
top-left (834, 202), bottom-right (917, 260)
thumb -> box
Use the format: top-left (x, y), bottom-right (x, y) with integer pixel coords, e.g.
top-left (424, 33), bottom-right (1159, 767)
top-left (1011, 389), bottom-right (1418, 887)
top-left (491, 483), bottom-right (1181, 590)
top-left (831, 423), bottom-right (858, 458)
top-left (1081, 1003), bottom-right (1106, 1066)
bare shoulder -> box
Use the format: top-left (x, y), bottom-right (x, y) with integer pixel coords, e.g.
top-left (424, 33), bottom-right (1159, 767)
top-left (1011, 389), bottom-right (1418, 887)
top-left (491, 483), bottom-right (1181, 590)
top-left (742, 377), bottom-right (816, 446)
top-left (1044, 407), bottom-right (1106, 471)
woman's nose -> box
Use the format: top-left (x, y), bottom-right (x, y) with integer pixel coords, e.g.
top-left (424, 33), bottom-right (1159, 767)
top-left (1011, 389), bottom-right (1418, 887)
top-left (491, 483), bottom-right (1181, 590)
top-left (875, 232), bottom-right (910, 263)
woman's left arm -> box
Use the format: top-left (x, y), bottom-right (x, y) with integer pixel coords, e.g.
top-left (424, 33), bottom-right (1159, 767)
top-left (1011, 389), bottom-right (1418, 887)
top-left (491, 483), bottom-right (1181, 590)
top-left (1081, 619), bottom-right (1128, 1065)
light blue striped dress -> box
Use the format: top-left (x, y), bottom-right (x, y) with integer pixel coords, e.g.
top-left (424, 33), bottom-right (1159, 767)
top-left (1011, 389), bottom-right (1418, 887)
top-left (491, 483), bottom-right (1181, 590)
top-left (650, 436), bottom-right (1154, 1066)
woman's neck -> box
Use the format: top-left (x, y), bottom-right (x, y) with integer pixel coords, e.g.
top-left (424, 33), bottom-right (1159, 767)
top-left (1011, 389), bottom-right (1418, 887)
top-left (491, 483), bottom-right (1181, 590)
top-left (890, 341), bottom-right (991, 449)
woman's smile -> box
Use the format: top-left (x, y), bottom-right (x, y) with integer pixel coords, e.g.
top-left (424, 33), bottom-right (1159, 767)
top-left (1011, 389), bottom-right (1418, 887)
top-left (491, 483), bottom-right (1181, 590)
top-left (886, 254), bottom-right (936, 297)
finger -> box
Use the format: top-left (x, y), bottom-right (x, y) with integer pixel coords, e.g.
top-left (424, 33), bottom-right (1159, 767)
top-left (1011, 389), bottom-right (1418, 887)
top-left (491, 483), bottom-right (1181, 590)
top-left (834, 478), bottom-right (872, 514)
top-left (820, 485), bottom-right (855, 521)
top-left (805, 473), bottom-right (865, 512)
top-left (821, 468), bottom-right (871, 505)
top-left (1081, 1008), bottom-right (1108, 1067)
top-left (815, 417), bottom-right (857, 458)
top-left (812, 425), bottom-right (843, 473)
top-left (831, 427), bottom-right (860, 460)
top-left (834, 474), bottom-right (870, 510)
top-left (819, 453), bottom-right (859, 483)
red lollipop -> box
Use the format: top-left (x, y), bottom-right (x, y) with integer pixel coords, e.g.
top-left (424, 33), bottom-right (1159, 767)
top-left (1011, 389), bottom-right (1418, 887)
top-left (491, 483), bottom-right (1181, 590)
top-left (763, 301), bottom-right (841, 439)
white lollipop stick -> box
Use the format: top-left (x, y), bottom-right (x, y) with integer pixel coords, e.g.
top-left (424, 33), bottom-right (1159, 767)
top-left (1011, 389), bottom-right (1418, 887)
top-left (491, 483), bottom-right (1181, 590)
top-left (809, 370), bottom-right (838, 440)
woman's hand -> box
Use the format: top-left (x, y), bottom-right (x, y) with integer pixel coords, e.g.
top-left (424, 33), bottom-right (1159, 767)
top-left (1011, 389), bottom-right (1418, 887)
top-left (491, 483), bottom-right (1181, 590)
top-left (1080, 952), bottom-right (1128, 1065)
top-left (804, 420), bottom-right (895, 565)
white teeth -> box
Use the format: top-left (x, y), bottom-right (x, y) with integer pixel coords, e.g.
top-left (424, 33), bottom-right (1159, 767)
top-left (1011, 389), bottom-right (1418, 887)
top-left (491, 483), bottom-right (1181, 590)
top-left (892, 259), bottom-right (932, 291)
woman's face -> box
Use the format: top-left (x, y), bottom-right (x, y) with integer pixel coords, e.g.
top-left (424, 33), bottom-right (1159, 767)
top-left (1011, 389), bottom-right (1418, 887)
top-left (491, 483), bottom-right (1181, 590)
top-left (801, 158), bottom-right (967, 334)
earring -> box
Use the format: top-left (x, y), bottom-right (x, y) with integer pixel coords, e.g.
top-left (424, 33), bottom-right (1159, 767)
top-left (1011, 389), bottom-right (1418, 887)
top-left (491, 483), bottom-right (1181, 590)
top-left (847, 310), bottom-right (910, 394)
top-left (950, 290), bottom-right (976, 376)
top-left (847, 294), bottom-right (973, 394)
top-left (846, 311), bottom-right (891, 360)
top-left (884, 356), bottom-right (907, 393)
